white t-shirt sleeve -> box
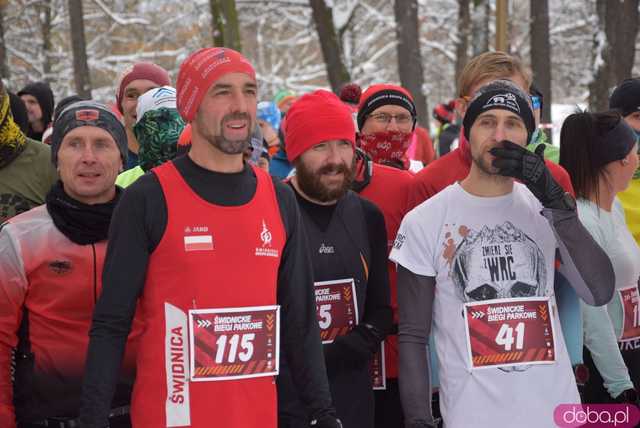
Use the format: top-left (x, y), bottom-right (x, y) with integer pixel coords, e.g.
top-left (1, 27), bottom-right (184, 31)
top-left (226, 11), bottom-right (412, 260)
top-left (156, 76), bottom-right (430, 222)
top-left (389, 208), bottom-right (438, 277)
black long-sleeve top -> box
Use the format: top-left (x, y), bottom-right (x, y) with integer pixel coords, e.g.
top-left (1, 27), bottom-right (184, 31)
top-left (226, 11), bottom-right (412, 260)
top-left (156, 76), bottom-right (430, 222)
top-left (292, 187), bottom-right (393, 367)
top-left (79, 155), bottom-right (335, 427)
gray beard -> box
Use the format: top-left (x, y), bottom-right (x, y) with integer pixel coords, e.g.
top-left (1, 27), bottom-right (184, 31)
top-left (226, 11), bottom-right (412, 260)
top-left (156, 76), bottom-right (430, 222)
top-left (209, 135), bottom-right (250, 155)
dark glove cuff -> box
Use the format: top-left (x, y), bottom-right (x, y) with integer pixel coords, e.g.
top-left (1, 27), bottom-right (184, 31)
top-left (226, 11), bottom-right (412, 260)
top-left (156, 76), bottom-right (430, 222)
top-left (543, 191), bottom-right (576, 211)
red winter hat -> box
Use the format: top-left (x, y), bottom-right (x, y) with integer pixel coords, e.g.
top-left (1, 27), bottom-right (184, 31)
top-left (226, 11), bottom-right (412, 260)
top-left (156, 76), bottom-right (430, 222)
top-left (116, 62), bottom-right (171, 113)
top-left (357, 84), bottom-right (416, 131)
top-left (285, 90), bottom-right (356, 163)
top-left (176, 47), bottom-right (256, 122)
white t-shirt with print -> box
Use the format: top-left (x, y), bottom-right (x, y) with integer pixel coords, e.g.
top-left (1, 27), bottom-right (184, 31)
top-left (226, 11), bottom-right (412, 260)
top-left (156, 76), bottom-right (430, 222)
top-left (390, 182), bottom-right (579, 428)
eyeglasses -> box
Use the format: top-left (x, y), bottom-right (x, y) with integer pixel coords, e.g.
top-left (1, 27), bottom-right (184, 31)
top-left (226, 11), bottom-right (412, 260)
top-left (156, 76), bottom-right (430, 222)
top-left (368, 113), bottom-right (414, 126)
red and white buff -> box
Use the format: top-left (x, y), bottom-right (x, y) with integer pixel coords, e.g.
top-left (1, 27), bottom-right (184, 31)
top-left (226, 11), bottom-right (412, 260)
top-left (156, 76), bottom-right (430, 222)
top-left (357, 131), bottom-right (413, 169)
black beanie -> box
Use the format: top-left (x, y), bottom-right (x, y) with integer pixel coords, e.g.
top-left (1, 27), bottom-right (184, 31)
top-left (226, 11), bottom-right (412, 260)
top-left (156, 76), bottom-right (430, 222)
top-left (51, 101), bottom-right (127, 166)
top-left (357, 85), bottom-right (417, 131)
top-left (463, 80), bottom-right (535, 143)
top-left (609, 78), bottom-right (640, 117)
top-left (17, 81), bottom-right (55, 126)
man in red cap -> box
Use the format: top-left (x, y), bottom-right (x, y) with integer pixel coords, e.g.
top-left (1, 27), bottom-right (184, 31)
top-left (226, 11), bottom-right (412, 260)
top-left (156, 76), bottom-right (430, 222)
top-left (115, 62), bottom-right (171, 170)
top-left (352, 84), bottom-right (415, 428)
top-left (278, 89), bottom-right (391, 428)
top-left (80, 48), bottom-right (341, 428)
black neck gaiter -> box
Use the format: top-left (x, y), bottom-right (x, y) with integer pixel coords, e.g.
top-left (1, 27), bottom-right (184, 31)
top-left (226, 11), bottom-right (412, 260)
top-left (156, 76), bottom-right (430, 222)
top-left (45, 181), bottom-right (121, 245)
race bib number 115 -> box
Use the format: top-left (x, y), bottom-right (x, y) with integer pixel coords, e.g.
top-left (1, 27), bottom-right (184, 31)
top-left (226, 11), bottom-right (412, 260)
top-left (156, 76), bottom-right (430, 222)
top-left (188, 305), bottom-right (279, 382)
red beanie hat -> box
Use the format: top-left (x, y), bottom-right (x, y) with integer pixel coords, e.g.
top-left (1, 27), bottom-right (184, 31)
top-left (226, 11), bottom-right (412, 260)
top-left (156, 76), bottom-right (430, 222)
top-left (176, 47), bottom-right (256, 122)
top-left (285, 90), bottom-right (356, 163)
top-left (357, 84), bottom-right (416, 131)
top-left (116, 62), bottom-right (171, 113)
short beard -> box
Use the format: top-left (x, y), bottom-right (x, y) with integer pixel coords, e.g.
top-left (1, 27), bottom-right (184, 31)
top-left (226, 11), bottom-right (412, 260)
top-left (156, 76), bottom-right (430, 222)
top-left (201, 112), bottom-right (252, 155)
top-left (471, 151), bottom-right (510, 184)
top-left (295, 158), bottom-right (355, 203)
top-left (471, 151), bottom-right (496, 176)
top-left (211, 135), bottom-right (250, 155)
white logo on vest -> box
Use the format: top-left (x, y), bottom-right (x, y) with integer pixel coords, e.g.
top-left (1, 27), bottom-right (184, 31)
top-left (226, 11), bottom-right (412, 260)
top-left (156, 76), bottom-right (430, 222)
top-left (260, 220), bottom-right (272, 247)
top-left (319, 243), bottom-right (335, 254)
top-left (255, 219), bottom-right (278, 258)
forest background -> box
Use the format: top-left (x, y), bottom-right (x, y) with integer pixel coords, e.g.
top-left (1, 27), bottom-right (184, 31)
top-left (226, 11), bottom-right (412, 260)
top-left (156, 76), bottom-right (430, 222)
top-left (1, 0), bottom-right (638, 136)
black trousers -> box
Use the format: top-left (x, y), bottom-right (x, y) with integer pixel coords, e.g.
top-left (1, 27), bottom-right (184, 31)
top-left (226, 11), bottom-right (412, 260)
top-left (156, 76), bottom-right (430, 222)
top-left (374, 379), bottom-right (403, 428)
top-left (581, 341), bottom-right (640, 403)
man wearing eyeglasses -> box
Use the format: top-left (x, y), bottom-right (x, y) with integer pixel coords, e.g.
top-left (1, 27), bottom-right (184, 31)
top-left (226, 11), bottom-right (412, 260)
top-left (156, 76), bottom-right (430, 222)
top-left (350, 84), bottom-right (416, 428)
top-left (357, 84), bottom-right (418, 171)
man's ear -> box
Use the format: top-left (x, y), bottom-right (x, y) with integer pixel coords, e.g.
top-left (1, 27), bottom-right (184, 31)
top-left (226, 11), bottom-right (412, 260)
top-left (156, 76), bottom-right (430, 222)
top-left (455, 97), bottom-right (467, 118)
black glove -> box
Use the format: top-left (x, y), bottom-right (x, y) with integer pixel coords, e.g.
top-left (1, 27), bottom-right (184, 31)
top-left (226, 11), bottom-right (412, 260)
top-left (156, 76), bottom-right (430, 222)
top-left (310, 415), bottom-right (343, 428)
top-left (614, 388), bottom-right (639, 405)
top-left (323, 324), bottom-right (382, 371)
top-left (489, 141), bottom-right (570, 210)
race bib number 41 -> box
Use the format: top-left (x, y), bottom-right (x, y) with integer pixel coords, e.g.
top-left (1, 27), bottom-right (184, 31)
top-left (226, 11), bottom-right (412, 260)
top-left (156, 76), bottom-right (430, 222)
top-left (315, 279), bottom-right (358, 343)
top-left (463, 297), bottom-right (556, 370)
top-left (188, 305), bottom-right (279, 382)
top-left (619, 286), bottom-right (640, 342)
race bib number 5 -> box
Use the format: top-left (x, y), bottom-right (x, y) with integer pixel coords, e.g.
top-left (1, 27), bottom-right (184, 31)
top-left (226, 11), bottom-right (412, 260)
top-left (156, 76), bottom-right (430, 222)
top-left (463, 297), bottom-right (556, 370)
top-left (188, 305), bottom-right (279, 381)
top-left (315, 279), bottom-right (358, 343)
top-left (619, 286), bottom-right (640, 342)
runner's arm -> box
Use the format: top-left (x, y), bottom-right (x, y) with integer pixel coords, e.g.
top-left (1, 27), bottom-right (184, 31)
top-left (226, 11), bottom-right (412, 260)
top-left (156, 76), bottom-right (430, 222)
top-left (397, 265), bottom-right (438, 428)
top-left (582, 302), bottom-right (634, 398)
top-left (542, 208), bottom-right (615, 306)
top-left (323, 201), bottom-right (392, 370)
top-left (0, 224), bottom-right (28, 428)
top-left (572, 205), bottom-right (633, 399)
top-left (274, 181), bottom-right (337, 422)
top-left (79, 176), bottom-right (161, 427)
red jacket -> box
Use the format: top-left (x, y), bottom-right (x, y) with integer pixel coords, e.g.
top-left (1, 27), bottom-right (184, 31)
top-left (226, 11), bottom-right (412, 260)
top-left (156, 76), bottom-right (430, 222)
top-left (0, 205), bottom-right (139, 427)
top-left (412, 126), bottom-right (435, 166)
top-left (358, 163), bottom-right (413, 379)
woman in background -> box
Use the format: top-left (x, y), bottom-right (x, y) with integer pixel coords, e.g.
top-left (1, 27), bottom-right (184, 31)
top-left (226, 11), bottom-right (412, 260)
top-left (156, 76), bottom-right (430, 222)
top-left (560, 111), bottom-right (640, 404)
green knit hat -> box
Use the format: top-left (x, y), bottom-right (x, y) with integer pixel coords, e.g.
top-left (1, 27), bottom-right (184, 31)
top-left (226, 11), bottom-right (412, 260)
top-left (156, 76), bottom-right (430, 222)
top-left (274, 89), bottom-right (297, 111)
